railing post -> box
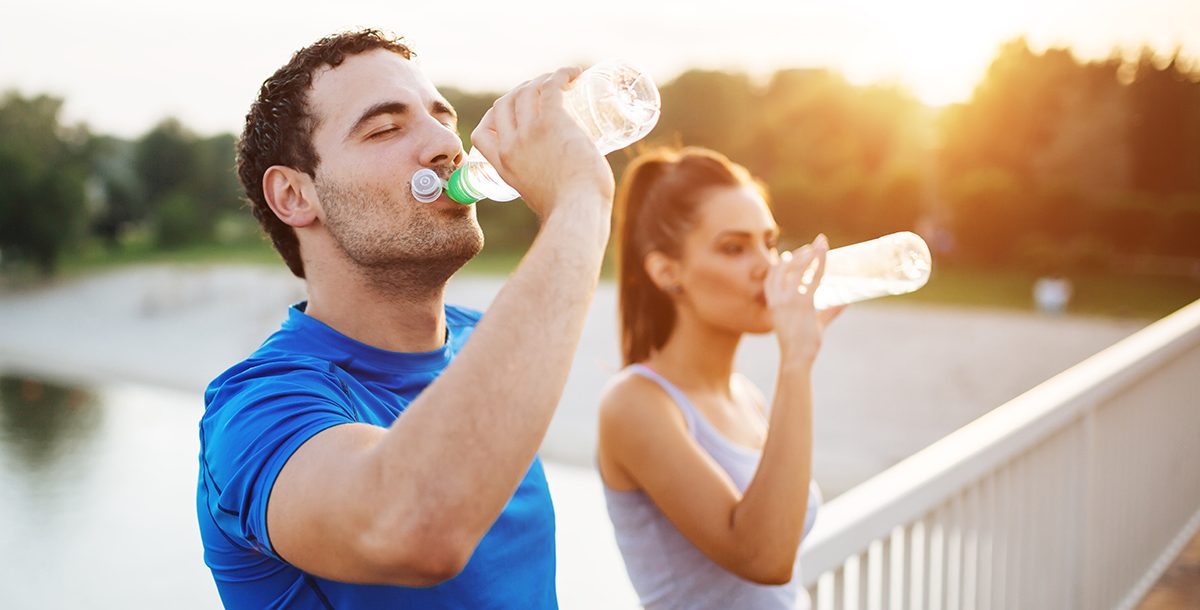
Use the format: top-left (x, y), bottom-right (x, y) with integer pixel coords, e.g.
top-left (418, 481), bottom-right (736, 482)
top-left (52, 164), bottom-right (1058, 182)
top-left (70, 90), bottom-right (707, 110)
top-left (909, 519), bottom-right (926, 610)
top-left (946, 492), bottom-right (963, 610)
top-left (868, 538), bottom-right (887, 610)
top-left (890, 525), bottom-right (906, 610)
top-left (929, 510), bottom-right (945, 610)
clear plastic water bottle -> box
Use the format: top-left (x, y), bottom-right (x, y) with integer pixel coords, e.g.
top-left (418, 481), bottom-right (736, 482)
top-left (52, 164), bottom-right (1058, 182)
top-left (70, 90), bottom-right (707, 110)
top-left (413, 60), bottom-right (661, 205)
top-left (812, 231), bottom-right (932, 309)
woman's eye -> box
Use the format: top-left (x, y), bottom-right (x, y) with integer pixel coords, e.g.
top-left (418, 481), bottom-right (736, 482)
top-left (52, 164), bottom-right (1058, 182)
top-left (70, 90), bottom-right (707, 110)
top-left (721, 244), bottom-right (744, 255)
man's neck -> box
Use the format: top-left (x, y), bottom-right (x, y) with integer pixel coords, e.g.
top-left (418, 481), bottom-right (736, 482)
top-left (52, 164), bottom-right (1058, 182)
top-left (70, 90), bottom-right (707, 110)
top-left (304, 260), bottom-right (450, 353)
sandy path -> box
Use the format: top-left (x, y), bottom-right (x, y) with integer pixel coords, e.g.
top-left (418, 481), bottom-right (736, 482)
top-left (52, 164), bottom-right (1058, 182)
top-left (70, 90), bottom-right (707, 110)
top-left (0, 263), bottom-right (1146, 498)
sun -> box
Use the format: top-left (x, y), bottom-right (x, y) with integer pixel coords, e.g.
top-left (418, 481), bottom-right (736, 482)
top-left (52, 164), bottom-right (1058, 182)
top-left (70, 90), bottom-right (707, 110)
top-left (839, 0), bottom-right (1024, 106)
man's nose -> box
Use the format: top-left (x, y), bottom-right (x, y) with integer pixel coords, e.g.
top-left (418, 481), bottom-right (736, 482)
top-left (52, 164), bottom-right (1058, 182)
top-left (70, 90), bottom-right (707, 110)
top-left (419, 118), bottom-right (465, 169)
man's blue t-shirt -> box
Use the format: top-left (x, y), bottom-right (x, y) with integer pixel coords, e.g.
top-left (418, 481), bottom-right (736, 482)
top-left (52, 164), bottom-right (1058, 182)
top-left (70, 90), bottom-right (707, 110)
top-left (197, 303), bottom-right (557, 609)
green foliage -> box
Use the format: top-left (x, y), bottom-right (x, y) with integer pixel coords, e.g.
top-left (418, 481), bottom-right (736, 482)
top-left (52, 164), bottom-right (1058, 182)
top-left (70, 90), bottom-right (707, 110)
top-left (129, 119), bottom-right (242, 246)
top-left (1128, 49), bottom-right (1200, 195)
top-left (939, 39), bottom-right (1200, 270)
top-left (901, 263), bottom-right (1199, 320)
top-left (6, 41), bottom-right (1200, 288)
top-left (639, 67), bottom-right (928, 245)
top-left (651, 70), bottom-right (759, 161)
top-left (0, 91), bottom-right (90, 274)
top-left (438, 49), bottom-right (1200, 272)
top-left (135, 118), bottom-right (197, 205)
top-left (192, 133), bottom-right (243, 217)
top-left (88, 135), bottom-right (146, 246)
top-left (153, 190), bottom-right (210, 249)
top-left (945, 168), bottom-right (1030, 264)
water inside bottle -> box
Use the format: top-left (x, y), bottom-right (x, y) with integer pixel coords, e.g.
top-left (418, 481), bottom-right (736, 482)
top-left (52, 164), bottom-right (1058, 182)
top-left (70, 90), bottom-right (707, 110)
top-left (813, 275), bottom-right (926, 310)
top-left (811, 232), bottom-right (932, 309)
top-left (563, 63), bottom-right (660, 154)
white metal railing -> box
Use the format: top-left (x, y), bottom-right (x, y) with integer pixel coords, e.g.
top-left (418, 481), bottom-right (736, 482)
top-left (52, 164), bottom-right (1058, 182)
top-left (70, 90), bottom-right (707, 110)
top-left (798, 298), bottom-right (1200, 610)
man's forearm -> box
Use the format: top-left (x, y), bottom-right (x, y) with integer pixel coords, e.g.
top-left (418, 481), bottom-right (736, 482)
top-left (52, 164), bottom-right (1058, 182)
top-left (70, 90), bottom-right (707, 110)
top-left (369, 196), bottom-right (610, 543)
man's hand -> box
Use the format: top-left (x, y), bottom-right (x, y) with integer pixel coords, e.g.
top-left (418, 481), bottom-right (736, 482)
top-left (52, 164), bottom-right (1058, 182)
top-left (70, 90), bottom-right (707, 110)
top-left (470, 67), bottom-right (615, 219)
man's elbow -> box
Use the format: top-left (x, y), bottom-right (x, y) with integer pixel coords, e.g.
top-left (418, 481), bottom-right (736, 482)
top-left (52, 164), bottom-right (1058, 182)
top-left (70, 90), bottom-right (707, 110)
top-left (403, 551), bottom-right (472, 587)
top-left (356, 524), bottom-right (476, 587)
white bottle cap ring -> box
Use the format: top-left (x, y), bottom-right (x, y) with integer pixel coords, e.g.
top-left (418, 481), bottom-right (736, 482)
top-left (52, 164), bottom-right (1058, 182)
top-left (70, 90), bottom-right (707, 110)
top-left (410, 168), bottom-right (445, 203)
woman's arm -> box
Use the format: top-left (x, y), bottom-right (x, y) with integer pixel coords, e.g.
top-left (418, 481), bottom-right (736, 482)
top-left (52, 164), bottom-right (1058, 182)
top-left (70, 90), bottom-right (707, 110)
top-left (600, 237), bottom-right (841, 585)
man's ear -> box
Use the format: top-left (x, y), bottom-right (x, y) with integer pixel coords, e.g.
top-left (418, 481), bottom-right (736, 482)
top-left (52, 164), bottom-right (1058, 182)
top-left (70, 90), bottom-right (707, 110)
top-left (644, 251), bottom-right (682, 295)
top-left (263, 166), bottom-right (319, 228)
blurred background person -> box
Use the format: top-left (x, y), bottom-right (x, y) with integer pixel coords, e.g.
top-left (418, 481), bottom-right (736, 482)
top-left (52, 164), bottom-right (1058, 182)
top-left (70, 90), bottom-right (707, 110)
top-left (597, 147), bottom-right (841, 610)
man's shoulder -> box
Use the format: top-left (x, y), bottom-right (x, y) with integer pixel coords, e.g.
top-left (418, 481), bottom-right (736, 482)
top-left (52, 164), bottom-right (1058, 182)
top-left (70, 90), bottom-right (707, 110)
top-left (210, 349), bottom-right (340, 388)
top-left (199, 351), bottom-right (354, 465)
top-left (203, 351), bottom-right (348, 418)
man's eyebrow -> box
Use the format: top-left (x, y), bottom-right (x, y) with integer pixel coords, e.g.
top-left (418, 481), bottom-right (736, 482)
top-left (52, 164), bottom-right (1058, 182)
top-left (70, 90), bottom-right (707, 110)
top-left (432, 100), bottom-right (457, 123)
top-left (345, 100), bottom-right (458, 139)
top-left (346, 101), bottom-right (409, 139)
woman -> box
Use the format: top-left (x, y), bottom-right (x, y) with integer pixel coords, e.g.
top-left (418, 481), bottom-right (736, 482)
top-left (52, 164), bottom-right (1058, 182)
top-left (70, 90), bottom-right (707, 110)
top-left (597, 147), bottom-right (841, 610)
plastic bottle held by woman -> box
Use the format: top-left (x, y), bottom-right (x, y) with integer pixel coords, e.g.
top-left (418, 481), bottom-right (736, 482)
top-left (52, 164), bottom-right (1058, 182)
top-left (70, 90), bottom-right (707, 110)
top-left (812, 231), bottom-right (933, 309)
top-left (445, 60), bottom-right (661, 204)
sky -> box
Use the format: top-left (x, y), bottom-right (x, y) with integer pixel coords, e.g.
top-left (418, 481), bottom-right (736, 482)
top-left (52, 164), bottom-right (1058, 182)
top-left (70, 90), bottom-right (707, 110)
top-left (2, 0), bottom-right (1197, 138)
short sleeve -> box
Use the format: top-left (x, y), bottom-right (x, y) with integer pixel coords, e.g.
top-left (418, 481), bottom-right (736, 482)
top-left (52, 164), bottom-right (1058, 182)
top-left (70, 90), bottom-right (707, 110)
top-left (199, 361), bottom-right (354, 561)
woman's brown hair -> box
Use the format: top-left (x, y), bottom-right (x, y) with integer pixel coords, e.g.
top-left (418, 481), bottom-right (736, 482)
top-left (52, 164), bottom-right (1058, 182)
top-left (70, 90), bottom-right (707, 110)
top-left (614, 147), bottom-right (767, 366)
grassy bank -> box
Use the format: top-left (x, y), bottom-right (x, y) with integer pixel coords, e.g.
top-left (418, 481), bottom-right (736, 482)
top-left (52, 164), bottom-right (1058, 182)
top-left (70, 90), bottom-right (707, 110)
top-left (900, 264), bottom-right (1199, 320)
top-left (58, 239), bottom-right (282, 276)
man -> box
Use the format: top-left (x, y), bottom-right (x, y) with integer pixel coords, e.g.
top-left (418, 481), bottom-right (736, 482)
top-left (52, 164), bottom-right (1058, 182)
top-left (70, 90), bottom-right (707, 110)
top-left (196, 29), bottom-right (614, 608)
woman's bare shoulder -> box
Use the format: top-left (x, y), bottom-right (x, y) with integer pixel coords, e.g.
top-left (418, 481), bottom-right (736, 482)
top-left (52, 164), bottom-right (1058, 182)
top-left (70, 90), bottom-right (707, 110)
top-left (599, 368), bottom-right (686, 432)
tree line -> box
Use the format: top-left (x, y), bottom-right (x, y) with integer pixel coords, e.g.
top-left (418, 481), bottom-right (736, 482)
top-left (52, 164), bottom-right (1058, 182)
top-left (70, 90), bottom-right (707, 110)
top-left (1, 38), bottom-right (1197, 276)
top-left (0, 100), bottom-right (241, 273)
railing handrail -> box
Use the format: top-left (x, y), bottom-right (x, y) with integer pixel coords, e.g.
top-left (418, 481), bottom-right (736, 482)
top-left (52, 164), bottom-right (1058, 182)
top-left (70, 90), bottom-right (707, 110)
top-left (800, 299), bottom-right (1200, 584)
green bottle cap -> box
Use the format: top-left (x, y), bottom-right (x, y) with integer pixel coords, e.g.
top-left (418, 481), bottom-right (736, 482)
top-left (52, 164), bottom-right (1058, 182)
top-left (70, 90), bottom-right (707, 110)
top-left (446, 168), bottom-right (482, 204)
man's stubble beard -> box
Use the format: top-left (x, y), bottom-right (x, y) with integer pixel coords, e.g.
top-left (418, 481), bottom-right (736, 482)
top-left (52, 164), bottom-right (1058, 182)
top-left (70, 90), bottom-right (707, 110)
top-left (316, 176), bottom-right (484, 299)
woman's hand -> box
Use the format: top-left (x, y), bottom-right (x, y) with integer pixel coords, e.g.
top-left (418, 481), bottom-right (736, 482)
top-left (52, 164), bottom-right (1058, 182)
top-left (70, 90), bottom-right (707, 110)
top-left (764, 234), bottom-right (845, 366)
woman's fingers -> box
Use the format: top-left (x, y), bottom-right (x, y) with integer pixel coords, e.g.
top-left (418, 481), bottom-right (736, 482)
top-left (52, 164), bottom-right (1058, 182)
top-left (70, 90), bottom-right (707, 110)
top-left (787, 245), bottom-right (816, 299)
top-left (817, 303), bottom-right (847, 326)
top-left (763, 249), bottom-right (788, 305)
top-left (807, 234), bottom-right (830, 288)
top-left (767, 235), bottom-right (833, 307)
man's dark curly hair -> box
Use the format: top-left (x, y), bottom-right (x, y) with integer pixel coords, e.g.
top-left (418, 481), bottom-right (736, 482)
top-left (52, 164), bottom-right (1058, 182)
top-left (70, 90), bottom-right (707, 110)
top-left (236, 29), bottom-right (414, 278)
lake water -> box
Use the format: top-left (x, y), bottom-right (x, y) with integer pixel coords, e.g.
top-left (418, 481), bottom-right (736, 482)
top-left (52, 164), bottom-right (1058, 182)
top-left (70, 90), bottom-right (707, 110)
top-left (0, 374), bottom-right (639, 609)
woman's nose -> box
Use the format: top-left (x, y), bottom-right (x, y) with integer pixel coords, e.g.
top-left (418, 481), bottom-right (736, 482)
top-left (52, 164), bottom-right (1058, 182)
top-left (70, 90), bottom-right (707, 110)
top-left (752, 246), bottom-right (777, 280)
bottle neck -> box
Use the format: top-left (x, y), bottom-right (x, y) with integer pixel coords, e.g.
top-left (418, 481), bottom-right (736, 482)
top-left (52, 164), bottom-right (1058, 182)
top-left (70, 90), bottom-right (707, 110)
top-left (447, 162), bottom-right (484, 204)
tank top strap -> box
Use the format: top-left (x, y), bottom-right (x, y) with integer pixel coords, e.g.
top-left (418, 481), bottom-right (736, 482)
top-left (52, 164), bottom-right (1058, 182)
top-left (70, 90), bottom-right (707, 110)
top-left (626, 363), bottom-right (699, 433)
